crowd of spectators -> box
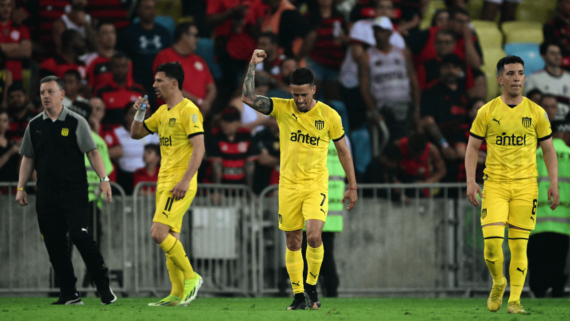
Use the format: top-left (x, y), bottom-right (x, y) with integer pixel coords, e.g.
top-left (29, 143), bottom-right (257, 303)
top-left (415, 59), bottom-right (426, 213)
top-left (0, 0), bottom-right (569, 197)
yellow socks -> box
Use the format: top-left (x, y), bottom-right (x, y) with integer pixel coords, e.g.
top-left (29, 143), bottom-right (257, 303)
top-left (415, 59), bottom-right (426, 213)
top-left (285, 248), bottom-right (304, 294)
top-left (483, 225), bottom-right (505, 284)
top-left (166, 255), bottom-right (184, 298)
top-left (508, 228), bottom-right (530, 302)
top-left (306, 244), bottom-right (324, 286)
top-left (159, 234), bottom-right (195, 281)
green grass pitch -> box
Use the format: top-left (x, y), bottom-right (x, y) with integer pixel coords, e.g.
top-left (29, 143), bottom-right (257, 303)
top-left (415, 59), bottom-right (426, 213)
top-left (1, 297), bottom-right (569, 320)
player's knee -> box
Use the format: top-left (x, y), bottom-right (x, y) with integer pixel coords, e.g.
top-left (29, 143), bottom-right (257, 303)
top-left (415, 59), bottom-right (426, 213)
top-left (285, 232), bottom-right (302, 251)
top-left (150, 225), bottom-right (168, 244)
top-left (306, 231), bottom-right (322, 248)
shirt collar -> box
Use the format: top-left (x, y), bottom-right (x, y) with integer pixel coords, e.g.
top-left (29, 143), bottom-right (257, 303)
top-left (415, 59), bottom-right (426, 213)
top-left (42, 106), bottom-right (69, 121)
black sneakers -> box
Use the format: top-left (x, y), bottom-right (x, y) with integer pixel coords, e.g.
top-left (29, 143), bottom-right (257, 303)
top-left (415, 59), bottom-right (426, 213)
top-left (286, 293), bottom-right (307, 310)
top-left (305, 284), bottom-right (321, 310)
top-left (99, 287), bottom-right (117, 305)
top-left (51, 292), bottom-right (84, 305)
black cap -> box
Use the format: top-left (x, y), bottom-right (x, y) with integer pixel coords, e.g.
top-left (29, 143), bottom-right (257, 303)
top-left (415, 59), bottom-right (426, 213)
top-left (68, 101), bottom-right (92, 120)
top-left (441, 53), bottom-right (463, 67)
top-left (220, 106), bottom-right (240, 122)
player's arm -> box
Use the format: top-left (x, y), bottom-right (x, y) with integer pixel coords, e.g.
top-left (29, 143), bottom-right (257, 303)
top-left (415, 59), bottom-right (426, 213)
top-left (334, 137), bottom-right (358, 211)
top-left (130, 96), bottom-right (152, 139)
top-left (171, 134), bottom-right (205, 200)
top-left (358, 50), bottom-right (380, 122)
top-left (86, 149), bottom-right (112, 203)
top-left (404, 47), bottom-right (421, 119)
top-left (465, 135), bottom-right (483, 206)
top-left (15, 155), bottom-right (34, 206)
top-left (425, 143), bottom-right (446, 183)
top-left (242, 50), bottom-right (273, 115)
top-left (539, 137), bottom-right (560, 210)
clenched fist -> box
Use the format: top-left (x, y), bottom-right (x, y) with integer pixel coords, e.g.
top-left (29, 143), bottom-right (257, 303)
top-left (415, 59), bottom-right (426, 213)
top-left (250, 49), bottom-right (267, 65)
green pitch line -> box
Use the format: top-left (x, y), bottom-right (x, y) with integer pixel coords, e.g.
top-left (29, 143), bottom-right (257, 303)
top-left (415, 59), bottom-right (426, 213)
top-left (0, 297), bottom-right (569, 321)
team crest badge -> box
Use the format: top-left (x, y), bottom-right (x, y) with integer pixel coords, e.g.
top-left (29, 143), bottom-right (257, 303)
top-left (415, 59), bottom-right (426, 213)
top-left (481, 208), bottom-right (487, 219)
top-left (273, 141), bottom-right (280, 150)
top-left (61, 128), bottom-right (69, 136)
top-left (191, 114), bottom-right (198, 123)
top-left (522, 117), bottom-right (532, 128)
top-left (169, 118), bottom-right (176, 127)
top-left (315, 120), bottom-right (324, 130)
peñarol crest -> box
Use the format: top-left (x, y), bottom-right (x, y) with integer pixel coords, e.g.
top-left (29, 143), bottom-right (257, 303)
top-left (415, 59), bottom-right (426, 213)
top-left (522, 117), bottom-right (531, 128)
top-left (315, 120), bottom-right (324, 130)
top-left (169, 118), bottom-right (176, 127)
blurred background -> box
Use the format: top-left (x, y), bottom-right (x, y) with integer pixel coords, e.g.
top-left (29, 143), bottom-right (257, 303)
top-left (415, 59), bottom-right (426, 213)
top-left (0, 0), bottom-right (569, 299)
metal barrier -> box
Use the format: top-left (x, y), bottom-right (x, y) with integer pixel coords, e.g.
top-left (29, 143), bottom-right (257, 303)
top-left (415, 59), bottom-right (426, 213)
top-left (258, 183), bottom-right (490, 296)
top-left (133, 183), bottom-right (259, 297)
top-left (0, 182), bottom-right (129, 293)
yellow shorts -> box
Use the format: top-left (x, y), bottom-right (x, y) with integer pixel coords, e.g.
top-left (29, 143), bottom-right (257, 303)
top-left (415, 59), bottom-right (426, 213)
top-left (481, 180), bottom-right (538, 230)
top-left (152, 185), bottom-right (197, 233)
top-left (278, 187), bottom-right (328, 231)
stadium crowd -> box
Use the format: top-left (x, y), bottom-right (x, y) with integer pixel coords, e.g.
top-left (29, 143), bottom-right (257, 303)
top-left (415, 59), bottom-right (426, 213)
top-left (0, 0), bottom-right (569, 196)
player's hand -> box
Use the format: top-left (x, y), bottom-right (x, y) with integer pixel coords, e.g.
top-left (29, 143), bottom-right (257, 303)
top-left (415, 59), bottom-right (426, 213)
top-left (171, 180), bottom-right (190, 201)
top-left (466, 181), bottom-right (482, 207)
top-left (99, 181), bottom-right (112, 203)
top-left (342, 188), bottom-right (358, 212)
top-left (548, 184), bottom-right (560, 210)
top-left (16, 190), bottom-right (27, 206)
top-left (250, 49), bottom-right (267, 65)
top-left (133, 96), bottom-right (145, 111)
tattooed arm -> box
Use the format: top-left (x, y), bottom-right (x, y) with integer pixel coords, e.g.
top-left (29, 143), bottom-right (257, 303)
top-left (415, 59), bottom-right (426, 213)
top-left (242, 50), bottom-right (273, 115)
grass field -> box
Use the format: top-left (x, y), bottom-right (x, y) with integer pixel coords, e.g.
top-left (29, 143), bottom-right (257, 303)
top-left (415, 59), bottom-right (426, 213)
top-left (1, 297), bottom-right (569, 320)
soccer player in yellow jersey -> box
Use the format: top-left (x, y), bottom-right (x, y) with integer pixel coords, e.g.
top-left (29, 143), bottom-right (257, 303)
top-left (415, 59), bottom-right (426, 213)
top-left (130, 62), bottom-right (205, 307)
top-left (243, 50), bottom-right (359, 310)
top-left (465, 56), bottom-right (560, 314)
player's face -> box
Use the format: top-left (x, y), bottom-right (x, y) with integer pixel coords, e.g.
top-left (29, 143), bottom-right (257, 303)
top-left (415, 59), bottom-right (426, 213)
top-left (542, 97), bottom-right (558, 121)
top-left (40, 81), bottom-right (65, 110)
top-left (0, 112), bottom-right (9, 134)
top-left (8, 90), bottom-right (27, 111)
top-left (435, 34), bottom-right (455, 57)
top-left (290, 84), bottom-right (316, 112)
top-left (498, 63), bottom-right (525, 97)
top-left (89, 98), bottom-right (105, 122)
top-left (153, 72), bottom-right (176, 99)
top-left (543, 45), bottom-right (562, 67)
top-left (98, 24), bottom-right (116, 49)
top-left (0, 0), bottom-right (12, 21)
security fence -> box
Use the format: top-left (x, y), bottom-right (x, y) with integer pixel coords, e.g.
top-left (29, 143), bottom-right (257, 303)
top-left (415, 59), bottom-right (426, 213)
top-left (1, 182), bottom-right (568, 297)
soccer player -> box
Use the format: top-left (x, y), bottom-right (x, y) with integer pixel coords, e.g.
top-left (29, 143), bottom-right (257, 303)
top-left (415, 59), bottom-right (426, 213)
top-left (243, 50), bottom-right (358, 310)
top-left (465, 56), bottom-right (560, 314)
top-left (130, 62), bottom-right (204, 306)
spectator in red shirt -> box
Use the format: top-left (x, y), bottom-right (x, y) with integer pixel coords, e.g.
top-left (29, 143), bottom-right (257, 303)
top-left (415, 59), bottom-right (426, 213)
top-left (0, 57), bottom-right (12, 108)
top-left (207, 106), bottom-right (258, 189)
top-left (133, 143), bottom-right (160, 195)
top-left (85, 20), bottom-right (134, 92)
top-left (94, 52), bottom-right (145, 130)
top-left (152, 23), bottom-right (216, 115)
top-left (0, 0), bottom-right (32, 83)
top-left (6, 83), bottom-right (35, 140)
top-left (349, 0), bottom-right (421, 36)
top-left (543, 0), bottom-right (570, 70)
top-left (304, 0), bottom-right (348, 100)
top-left (39, 29), bottom-right (87, 81)
top-left (52, 0), bottom-right (96, 53)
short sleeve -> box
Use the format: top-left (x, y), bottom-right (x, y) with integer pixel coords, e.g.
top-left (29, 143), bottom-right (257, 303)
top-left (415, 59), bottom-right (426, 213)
top-left (19, 123), bottom-right (35, 158)
top-left (329, 110), bottom-right (345, 142)
top-left (182, 107), bottom-right (204, 138)
top-left (469, 106), bottom-right (487, 140)
top-left (537, 108), bottom-right (553, 141)
top-left (76, 116), bottom-right (97, 153)
top-left (269, 98), bottom-right (285, 118)
top-left (144, 108), bottom-right (161, 134)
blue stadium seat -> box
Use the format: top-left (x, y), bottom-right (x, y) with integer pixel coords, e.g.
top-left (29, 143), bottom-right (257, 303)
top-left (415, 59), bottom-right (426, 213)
top-left (350, 125), bottom-right (372, 175)
top-left (325, 100), bottom-right (351, 138)
top-left (195, 38), bottom-right (223, 81)
top-left (504, 43), bottom-right (545, 76)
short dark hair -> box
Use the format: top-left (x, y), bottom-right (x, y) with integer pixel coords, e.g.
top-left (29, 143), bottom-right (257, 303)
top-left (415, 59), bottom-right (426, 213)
top-left (407, 133), bottom-right (428, 155)
top-left (258, 32), bottom-right (279, 44)
top-left (174, 22), bottom-right (195, 43)
top-left (539, 42), bottom-right (560, 56)
top-left (144, 144), bottom-right (161, 156)
top-left (61, 29), bottom-right (81, 49)
top-left (40, 75), bottom-right (65, 91)
top-left (496, 55), bottom-right (525, 76)
top-left (526, 88), bottom-right (542, 99)
top-left (435, 28), bottom-right (456, 40)
top-left (541, 93), bottom-right (558, 105)
top-left (96, 19), bottom-right (116, 32)
top-left (449, 6), bottom-right (470, 19)
top-left (111, 51), bottom-right (129, 62)
top-left (7, 82), bottom-right (26, 95)
top-left (156, 62), bottom-right (184, 90)
top-left (63, 69), bottom-right (81, 82)
top-left (290, 68), bottom-right (314, 86)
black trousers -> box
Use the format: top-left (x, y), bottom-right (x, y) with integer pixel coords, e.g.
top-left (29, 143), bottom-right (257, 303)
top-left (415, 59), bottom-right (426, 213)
top-left (36, 185), bottom-right (109, 295)
top-left (301, 232), bottom-right (340, 297)
top-left (528, 232), bottom-right (569, 298)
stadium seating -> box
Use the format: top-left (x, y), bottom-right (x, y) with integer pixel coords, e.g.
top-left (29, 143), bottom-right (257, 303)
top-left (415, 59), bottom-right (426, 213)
top-left (481, 47), bottom-right (506, 101)
top-left (419, 0), bottom-right (446, 30)
top-left (472, 20), bottom-right (503, 49)
top-left (504, 27), bottom-right (543, 45)
top-left (195, 38), bottom-right (223, 81)
top-left (504, 43), bottom-right (545, 75)
top-left (465, 0), bottom-right (484, 20)
top-left (501, 21), bottom-right (542, 36)
top-left (515, 4), bottom-right (555, 24)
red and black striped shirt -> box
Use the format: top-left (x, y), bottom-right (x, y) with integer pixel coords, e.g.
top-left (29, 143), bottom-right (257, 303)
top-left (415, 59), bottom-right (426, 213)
top-left (306, 13), bottom-right (347, 69)
top-left (207, 127), bottom-right (258, 184)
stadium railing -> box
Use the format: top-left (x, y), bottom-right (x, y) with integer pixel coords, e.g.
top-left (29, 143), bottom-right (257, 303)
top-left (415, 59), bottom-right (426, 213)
top-left (0, 182), bottom-right (129, 295)
top-left (132, 183), bottom-right (260, 297)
